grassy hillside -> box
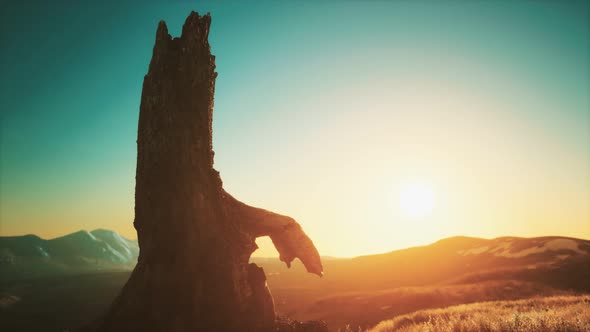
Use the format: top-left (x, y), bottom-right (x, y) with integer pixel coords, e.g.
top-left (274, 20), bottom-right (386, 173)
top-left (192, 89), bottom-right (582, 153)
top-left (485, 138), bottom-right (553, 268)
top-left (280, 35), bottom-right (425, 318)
top-left (1, 235), bottom-right (588, 331)
top-left (1, 273), bottom-right (579, 332)
top-left (369, 295), bottom-right (590, 332)
top-left (262, 236), bottom-right (590, 330)
top-left (294, 280), bottom-right (575, 330)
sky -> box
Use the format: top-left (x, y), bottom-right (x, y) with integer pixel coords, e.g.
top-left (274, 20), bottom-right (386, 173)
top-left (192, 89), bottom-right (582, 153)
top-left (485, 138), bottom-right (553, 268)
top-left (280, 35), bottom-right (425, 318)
top-left (1, 1), bottom-right (589, 257)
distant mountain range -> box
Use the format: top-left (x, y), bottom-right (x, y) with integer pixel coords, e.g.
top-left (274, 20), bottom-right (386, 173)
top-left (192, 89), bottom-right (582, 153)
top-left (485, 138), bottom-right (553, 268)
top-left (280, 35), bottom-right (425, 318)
top-left (0, 229), bottom-right (138, 281)
top-left (1, 231), bottom-right (589, 330)
top-left (2, 230), bottom-right (589, 287)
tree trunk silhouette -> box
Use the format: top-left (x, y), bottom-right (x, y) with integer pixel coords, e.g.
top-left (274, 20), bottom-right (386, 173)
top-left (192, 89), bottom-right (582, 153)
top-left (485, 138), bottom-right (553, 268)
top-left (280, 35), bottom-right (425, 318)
top-left (97, 12), bottom-right (323, 332)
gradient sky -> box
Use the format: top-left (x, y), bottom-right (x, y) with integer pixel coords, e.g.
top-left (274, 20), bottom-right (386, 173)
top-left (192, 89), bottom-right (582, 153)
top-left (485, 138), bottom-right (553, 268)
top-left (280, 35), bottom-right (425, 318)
top-left (1, 1), bottom-right (589, 257)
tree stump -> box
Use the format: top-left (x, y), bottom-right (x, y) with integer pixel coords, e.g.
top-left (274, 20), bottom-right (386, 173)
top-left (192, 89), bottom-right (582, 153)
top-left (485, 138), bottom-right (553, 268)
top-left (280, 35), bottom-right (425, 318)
top-left (97, 11), bottom-right (323, 332)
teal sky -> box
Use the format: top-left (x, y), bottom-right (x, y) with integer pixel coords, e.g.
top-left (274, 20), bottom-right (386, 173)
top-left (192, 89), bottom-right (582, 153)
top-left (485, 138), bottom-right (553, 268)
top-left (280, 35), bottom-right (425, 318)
top-left (1, 1), bottom-right (589, 257)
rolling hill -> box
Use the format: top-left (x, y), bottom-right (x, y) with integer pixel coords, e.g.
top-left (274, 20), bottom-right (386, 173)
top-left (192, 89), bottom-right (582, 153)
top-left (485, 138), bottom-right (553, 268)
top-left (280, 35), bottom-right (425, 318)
top-left (1, 232), bottom-right (588, 331)
top-left (253, 235), bottom-right (590, 330)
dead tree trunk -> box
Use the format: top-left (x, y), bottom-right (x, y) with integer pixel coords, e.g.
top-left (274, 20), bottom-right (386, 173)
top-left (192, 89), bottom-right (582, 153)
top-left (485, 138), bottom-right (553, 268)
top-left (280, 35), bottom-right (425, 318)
top-left (97, 12), bottom-right (322, 332)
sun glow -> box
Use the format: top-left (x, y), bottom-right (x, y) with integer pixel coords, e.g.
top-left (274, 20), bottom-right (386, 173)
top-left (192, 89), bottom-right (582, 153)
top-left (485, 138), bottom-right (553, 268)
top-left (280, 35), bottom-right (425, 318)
top-left (399, 182), bottom-right (436, 218)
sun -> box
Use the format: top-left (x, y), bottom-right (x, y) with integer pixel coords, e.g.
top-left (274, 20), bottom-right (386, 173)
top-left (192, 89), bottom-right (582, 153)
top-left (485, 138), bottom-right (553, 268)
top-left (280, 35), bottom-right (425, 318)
top-left (399, 182), bottom-right (436, 218)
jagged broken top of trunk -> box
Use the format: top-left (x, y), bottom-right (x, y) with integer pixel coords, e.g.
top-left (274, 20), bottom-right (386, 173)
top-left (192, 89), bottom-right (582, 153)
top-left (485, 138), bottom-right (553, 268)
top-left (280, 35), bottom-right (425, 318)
top-left (139, 11), bottom-right (323, 276)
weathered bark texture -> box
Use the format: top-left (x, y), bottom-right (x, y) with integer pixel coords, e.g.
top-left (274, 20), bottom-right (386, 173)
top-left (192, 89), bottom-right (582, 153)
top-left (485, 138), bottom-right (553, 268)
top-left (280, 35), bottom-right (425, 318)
top-left (97, 12), bottom-right (323, 332)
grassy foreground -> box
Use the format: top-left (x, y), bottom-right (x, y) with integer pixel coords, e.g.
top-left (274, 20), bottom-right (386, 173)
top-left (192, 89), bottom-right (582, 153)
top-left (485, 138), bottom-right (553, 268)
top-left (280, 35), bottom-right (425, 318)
top-left (368, 295), bottom-right (590, 332)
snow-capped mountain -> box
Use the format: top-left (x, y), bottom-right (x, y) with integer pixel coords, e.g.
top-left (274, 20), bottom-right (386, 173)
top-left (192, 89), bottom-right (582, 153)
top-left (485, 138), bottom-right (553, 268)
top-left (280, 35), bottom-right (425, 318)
top-left (0, 229), bottom-right (138, 281)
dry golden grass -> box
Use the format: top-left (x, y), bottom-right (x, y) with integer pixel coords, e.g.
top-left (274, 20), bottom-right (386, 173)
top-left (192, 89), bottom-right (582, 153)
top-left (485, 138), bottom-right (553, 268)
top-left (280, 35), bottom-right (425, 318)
top-left (368, 295), bottom-right (590, 332)
top-left (293, 280), bottom-right (572, 331)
